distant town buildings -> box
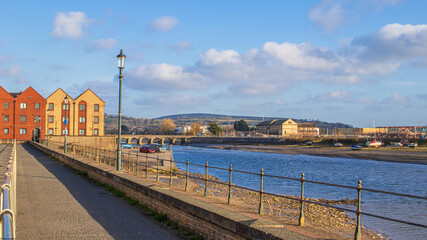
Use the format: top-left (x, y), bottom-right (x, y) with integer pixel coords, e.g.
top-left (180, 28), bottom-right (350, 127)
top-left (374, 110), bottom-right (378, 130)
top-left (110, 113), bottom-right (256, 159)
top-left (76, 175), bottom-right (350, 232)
top-left (0, 86), bottom-right (105, 141)
top-left (256, 119), bottom-right (319, 136)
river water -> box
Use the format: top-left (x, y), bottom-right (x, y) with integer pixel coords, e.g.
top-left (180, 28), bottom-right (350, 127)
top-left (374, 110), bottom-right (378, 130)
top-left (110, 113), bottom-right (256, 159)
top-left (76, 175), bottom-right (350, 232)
top-left (171, 145), bottom-right (427, 240)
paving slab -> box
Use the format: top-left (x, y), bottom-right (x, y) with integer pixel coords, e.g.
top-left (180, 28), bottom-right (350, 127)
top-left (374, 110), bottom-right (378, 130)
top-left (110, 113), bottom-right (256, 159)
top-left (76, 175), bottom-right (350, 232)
top-left (16, 143), bottom-right (185, 240)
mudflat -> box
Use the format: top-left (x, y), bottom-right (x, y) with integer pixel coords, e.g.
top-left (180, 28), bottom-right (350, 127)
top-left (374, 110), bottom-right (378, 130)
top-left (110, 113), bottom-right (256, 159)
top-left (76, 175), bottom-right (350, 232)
top-left (190, 144), bottom-right (427, 165)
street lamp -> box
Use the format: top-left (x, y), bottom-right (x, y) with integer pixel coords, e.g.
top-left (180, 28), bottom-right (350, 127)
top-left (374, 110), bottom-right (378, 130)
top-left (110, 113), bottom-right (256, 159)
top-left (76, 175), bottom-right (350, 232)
top-left (47, 109), bottom-right (50, 147)
top-left (116, 49), bottom-right (126, 171)
top-left (64, 95), bottom-right (69, 154)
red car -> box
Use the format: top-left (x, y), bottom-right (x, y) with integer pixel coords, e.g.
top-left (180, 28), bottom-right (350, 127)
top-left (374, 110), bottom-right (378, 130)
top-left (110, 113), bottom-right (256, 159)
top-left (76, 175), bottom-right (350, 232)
top-left (140, 146), bottom-right (155, 153)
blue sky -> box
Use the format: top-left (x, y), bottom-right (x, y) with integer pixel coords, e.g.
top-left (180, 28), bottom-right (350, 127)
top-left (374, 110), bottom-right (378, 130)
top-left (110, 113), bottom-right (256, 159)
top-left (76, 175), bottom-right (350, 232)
top-left (1, 0), bottom-right (426, 127)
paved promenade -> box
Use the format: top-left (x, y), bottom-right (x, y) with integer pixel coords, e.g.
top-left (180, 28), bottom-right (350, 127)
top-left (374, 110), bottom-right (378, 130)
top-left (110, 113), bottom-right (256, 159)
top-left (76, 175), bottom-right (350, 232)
top-left (16, 143), bottom-right (184, 240)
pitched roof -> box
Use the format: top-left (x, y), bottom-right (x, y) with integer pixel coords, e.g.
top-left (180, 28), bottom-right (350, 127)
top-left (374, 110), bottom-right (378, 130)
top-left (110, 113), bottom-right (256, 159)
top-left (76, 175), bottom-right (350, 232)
top-left (257, 120), bottom-right (277, 126)
top-left (271, 119), bottom-right (288, 125)
top-left (75, 89), bottom-right (105, 103)
top-left (46, 88), bottom-right (74, 100)
top-left (297, 122), bottom-right (317, 128)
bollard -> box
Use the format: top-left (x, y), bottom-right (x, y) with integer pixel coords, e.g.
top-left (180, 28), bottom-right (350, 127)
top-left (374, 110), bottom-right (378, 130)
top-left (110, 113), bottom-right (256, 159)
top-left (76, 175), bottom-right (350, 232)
top-left (355, 180), bottom-right (362, 240)
top-left (136, 152), bottom-right (139, 176)
top-left (299, 173), bottom-right (305, 226)
top-left (259, 168), bottom-right (264, 214)
top-left (228, 164), bottom-right (232, 205)
top-left (204, 162), bottom-right (209, 197)
top-left (169, 155), bottom-right (173, 186)
top-left (145, 154), bottom-right (148, 179)
top-left (185, 159), bottom-right (189, 191)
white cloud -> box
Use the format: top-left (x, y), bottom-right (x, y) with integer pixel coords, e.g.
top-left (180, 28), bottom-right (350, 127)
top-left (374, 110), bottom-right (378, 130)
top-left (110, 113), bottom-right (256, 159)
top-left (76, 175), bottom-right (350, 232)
top-left (386, 93), bottom-right (410, 104)
top-left (166, 41), bottom-right (192, 52)
top-left (51, 11), bottom-right (92, 39)
top-left (315, 90), bottom-right (350, 101)
top-left (353, 23), bottom-right (427, 61)
top-left (309, 0), bottom-right (345, 33)
top-left (126, 63), bottom-right (207, 91)
top-left (87, 38), bottom-right (118, 51)
top-left (0, 65), bottom-right (27, 83)
top-left (124, 23), bottom-right (427, 99)
top-left (146, 16), bottom-right (178, 32)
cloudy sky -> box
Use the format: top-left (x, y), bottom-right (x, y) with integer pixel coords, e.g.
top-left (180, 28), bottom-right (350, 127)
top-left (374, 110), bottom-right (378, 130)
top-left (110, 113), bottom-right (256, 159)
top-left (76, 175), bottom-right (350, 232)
top-left (1, 0), bottom-right (426, 127)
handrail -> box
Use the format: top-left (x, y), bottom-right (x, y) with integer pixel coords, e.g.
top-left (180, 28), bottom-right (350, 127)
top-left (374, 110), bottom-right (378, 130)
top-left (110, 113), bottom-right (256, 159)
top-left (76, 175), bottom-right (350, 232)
top-left (44, 140), bottom-right (427, 239)
top-left (1, 140), bottom-right (16, 239)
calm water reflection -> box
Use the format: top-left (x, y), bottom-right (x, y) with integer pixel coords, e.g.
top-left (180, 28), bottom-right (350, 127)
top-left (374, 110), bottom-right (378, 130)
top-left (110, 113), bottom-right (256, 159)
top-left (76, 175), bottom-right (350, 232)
top-left (172, 146), bottom-right (427, 240)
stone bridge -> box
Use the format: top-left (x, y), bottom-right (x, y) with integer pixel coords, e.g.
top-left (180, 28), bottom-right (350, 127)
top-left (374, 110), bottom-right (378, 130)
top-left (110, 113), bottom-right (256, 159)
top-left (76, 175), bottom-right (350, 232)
top-left (120, 134), bottom-right (192, 145)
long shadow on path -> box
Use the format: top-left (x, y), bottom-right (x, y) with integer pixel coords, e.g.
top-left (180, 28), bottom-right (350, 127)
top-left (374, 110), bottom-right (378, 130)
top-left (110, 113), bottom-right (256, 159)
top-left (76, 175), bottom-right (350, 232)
top-left (18, 143), bottom-right (184, 240)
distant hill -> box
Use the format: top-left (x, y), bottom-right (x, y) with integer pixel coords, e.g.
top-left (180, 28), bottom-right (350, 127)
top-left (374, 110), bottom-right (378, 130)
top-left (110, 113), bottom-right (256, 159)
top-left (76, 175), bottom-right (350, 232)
top-left (155, 113), bottom-right (352, 129)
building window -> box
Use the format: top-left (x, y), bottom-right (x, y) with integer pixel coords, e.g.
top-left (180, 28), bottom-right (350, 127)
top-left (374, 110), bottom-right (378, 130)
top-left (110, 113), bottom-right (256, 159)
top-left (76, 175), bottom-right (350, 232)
top-left (48, 116), bottom-right (54, 123)
top-left (79, 129), bottom-right (86, 135)
top-left (4, 128), bottom-right (9, 134)
top-left (79, 117), bottom-right (86, 123)
top-left (62, 117), bottom-right (69, 122)
top-left (4, 115), bottom-right (9, 122)
top-left (63, 104), bottom-right (69, 110)
top-left (4, 102), bottom-right (9, 109)
top-left (20, 103), bottom-right (27, 109)
top-left (49, 103), bottom-right (54, 110)
top-left (94, 104), bottom-right (99, 111)
top-left (94, 116), bottom-right (99, 123)
top-left (34, 116), bottom-right (41, 122)
top-left (62, 129), bottom-right (69, 135)
top-left (48, 128), bottom-right (53, 135)
top-left (79, 104), bottom-right (86, 111)
top-left (94, 129), bottom-right (99, 135)
top-left (20, 128), bottom-right (26, 134)
top-left (20, 115), bottom-right (27, 122)
top-left (35, 103), bottom-right (40, 109)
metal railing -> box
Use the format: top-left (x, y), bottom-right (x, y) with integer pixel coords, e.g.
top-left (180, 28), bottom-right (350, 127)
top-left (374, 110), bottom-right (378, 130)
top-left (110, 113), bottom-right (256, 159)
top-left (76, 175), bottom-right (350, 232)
top-left (45, 141), bottom-right (427, 239)
top-left (1, 140), bottom-right (16, 239)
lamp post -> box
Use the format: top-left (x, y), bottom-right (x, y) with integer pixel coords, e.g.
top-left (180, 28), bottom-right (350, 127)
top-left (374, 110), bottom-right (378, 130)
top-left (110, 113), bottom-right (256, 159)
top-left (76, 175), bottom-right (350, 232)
top-left (116, 49), bottom-right (126, 171)
top-left (64, 96), bottom-right (69, 154)
top-left (47, 110), bottom-right (50, 147)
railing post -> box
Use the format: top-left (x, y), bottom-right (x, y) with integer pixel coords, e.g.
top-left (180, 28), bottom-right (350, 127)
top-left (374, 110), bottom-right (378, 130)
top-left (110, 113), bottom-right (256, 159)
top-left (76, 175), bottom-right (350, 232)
top-left (156, 156), bottom-right (160, 182)
top-left (228, 164), bottom-right (232, 205)
top-left (128, 150), bottom-right (131, 172)
top-left (259, 168), bottom-right (264, 214)
top-left (169, 155), bottom-right (173, 186)
top-left (204, 161), bottom-right (209, 197)
top-left (299, 173), bottom-right (305, 226)
top-left (185, 159), bottom-right (189, 191)
top-left (96, 148), bottom-right (99, 162)
top-left (136, 152), bottom-right (139, 176)
top-left (145, 154), bottom-right (148, 179)
top-left (355, 180), bottom-right (362, 240)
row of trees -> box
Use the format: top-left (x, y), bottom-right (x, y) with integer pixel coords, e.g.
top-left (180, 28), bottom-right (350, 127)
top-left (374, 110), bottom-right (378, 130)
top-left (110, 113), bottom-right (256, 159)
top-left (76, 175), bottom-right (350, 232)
top-left (158, 118), bottom-right (250, 136)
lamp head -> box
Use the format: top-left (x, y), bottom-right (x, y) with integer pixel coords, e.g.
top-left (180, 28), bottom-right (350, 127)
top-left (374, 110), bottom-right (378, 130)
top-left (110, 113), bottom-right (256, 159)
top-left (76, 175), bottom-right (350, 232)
top-left (117, 49), bottom-right (126, 69)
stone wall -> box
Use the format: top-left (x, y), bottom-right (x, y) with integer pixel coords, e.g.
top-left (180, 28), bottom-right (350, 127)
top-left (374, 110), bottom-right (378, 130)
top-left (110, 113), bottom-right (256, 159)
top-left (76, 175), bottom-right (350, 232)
top-left (48, 135), bottom-right (116, 150)
top-left (28, 141), bottom-right (288, 240)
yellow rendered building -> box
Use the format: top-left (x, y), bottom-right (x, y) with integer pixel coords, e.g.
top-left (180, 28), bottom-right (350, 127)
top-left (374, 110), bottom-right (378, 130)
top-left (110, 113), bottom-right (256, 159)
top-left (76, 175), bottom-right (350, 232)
top-left (46, 88), bottom-right (105, 136)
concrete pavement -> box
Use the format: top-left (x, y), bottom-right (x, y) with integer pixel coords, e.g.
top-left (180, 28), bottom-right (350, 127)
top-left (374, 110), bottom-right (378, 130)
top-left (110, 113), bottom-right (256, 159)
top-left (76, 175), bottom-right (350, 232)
top-left (16, 143), bottom-right (185, 240)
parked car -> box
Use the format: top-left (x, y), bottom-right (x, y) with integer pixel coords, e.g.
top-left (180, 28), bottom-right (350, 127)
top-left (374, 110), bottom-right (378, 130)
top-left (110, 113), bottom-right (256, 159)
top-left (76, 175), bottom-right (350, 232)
top-left (149, 144), bottom-right (167, 153)
top-left (140, 146), bottom-right (155, 153)
top-left (390, 142), bottom-right (403, 147)
top-left (121, 143), bottom-right (133, 149)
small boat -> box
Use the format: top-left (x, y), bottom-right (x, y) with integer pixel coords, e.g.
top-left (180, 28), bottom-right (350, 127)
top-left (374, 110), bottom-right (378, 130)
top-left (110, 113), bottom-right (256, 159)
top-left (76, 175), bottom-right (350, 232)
top-left (390, 142), bottom-right (403, 147)
top-left (306, 141), bottom-right (313, 146)
top-left (334, 142), bottom-right (343, 147)
top-left (351, 145), bottom-right (362, 150)
top-left (408, 143), bottom-right (418, 148)
top-left (366, 139), bottom-right (382, 147)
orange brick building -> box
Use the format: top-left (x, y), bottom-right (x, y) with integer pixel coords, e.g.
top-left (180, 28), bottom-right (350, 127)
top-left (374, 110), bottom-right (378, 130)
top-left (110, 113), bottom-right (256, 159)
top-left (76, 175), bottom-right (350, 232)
top-left (0, 86), bottom-right (47, 141)
top-left (0, 86), bottom-right (105, 141)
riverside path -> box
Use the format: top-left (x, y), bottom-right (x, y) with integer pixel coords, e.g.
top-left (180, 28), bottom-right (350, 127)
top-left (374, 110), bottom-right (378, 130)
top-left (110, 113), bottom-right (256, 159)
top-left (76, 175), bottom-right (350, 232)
top-left (15, 143), bottom-right (185, 240)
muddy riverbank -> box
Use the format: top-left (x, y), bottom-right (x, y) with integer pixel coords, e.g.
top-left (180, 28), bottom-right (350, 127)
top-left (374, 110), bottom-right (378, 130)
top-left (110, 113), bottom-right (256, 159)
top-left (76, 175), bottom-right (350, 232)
top-left (189, 144), bottom-right (427, 164)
